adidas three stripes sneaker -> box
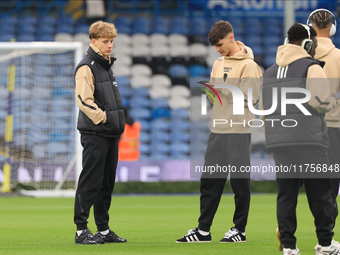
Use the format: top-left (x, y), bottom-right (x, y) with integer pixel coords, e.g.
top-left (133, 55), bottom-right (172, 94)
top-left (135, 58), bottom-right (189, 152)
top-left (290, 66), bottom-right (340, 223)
top-left (176, 228), bottom-right (212, 243)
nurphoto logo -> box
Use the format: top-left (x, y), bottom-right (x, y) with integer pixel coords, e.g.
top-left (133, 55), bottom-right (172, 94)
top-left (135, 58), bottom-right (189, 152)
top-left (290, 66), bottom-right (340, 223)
top-left (199, 83), bottom-right (312, 128)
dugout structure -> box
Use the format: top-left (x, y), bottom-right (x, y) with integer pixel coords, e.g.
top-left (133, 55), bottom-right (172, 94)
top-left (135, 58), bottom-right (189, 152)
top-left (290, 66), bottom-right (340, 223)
top-left (0, 42), bottom-right (83, 197)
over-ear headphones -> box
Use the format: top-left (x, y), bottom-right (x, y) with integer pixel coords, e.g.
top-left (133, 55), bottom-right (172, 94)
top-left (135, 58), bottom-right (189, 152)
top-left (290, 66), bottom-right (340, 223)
top-left (307, 8), bottom-right (337, 36)
top-left (284, 23), bottom-right (314, 54)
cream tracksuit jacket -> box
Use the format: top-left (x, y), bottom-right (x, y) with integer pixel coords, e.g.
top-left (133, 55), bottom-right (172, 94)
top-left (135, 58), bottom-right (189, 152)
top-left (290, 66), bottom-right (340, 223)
top-left (314, 37), bottom-right (340, 127)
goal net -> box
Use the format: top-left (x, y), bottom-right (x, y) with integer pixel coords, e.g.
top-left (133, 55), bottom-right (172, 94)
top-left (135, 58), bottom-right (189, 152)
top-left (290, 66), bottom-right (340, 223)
top-left (0, 42), bottom-right (83, 197)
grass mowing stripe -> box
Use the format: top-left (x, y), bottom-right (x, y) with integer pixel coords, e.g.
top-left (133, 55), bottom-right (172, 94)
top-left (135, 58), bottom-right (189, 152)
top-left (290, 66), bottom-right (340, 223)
top-left (0, 194), bottom-right (337, 254)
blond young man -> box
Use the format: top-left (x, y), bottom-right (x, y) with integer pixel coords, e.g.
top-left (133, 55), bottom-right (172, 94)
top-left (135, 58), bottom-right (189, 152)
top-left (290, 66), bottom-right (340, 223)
top-left (74, 21), bottom-right (126, 244)
top-left (176, 20), bottom-right (262, 243)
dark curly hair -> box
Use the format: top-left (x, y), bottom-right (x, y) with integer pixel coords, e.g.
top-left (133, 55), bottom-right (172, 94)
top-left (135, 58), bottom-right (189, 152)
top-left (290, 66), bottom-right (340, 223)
top-left (287, 23), bottom-right (316, 43)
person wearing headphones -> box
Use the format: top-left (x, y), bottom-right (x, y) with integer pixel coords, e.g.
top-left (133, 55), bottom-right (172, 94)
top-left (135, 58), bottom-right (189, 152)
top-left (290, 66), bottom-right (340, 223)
top-left (307, 8), bottom-right (340, 243)
top-left (261, 23), bottom-right (339, 255)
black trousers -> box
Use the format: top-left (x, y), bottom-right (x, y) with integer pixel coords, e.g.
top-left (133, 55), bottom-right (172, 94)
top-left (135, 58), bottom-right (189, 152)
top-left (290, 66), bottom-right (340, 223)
top-left (198, 133), bottom-right (251, 232)
top-left (328, 127), bottom-right (340, 224)
top-left (273, 146), bottom-right (334, 249)
top-left (74, 134), bottom-right (119, 231)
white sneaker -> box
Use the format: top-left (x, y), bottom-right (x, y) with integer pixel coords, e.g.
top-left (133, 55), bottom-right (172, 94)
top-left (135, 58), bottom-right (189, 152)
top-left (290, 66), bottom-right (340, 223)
top-left (315, 244), bottom-right (340, 255)
top-left (283, 248), bottom-right (300, 255)
top-left (332, 240), bottom-right (340, 250)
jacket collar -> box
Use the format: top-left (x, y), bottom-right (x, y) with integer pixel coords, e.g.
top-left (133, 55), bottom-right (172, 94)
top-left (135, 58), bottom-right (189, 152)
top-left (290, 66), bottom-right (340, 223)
top-left (87, 44), bottom-right (116, 70)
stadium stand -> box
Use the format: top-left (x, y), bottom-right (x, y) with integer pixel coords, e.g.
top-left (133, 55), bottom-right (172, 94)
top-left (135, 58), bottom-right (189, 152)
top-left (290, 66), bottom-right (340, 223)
top-left (3, 0), bottom-right (329, 168)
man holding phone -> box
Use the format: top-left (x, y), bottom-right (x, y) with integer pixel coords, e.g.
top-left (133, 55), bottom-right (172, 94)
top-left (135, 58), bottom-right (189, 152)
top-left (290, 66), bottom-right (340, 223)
top-left (176, 20), bottom-right (262, 243)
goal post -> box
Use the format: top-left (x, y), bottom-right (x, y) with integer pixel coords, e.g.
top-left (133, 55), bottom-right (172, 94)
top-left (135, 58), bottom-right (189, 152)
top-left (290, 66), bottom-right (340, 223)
top-left (0, 42), bottom-right (83, 197)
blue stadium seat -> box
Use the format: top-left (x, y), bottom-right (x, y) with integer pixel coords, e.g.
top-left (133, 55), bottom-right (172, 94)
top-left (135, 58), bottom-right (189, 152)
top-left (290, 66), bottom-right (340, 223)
top-left (168, 64), bottom-right (189, 78)
top-left (228, 17), bottom-right (243, 31)
top-left (264, 55), bottom-right (276, 68)
top-left (0, 34), bottom-right (15, 41)
top-left (150, 98), bottom-right (168, 108)
top-left (137, 119), bottom-right (151, 131)
top-left (191, 120), bottom-right (209, 130)
top-left (189, 65), bottom-right (207, 77)
top-left (264, 21), bottom-right (283, 36)
top-left (52, 87), bottom-right (72, 98)
top-left (139, 143), bottom-right (151, 154)
top-left (266, 45), bottom-right (279, 56)
top-left (171, 16), bottom-right (189, 35)
top-left (57, 23), bottom-right (74, 34)
top-left (151, 142), bottom-right (171, 154)
top-left (264, 36), bottom-right (283, 47)
top-left (0, 24), bottom-right (16, 34)
top-left (121, 97), bottom-right (130, 108)
top-left (139, 131), bottom-right (151, 143)
top-left (295, 17), bottom-right (306, 24)
top-left (59, 15), bottom-right (75, 26)
top-left (151, 131), bottom-right (171, 143)
top-left (172, 130), bottom-right (190, 142)
top-left (208, 17), bottom-right (222, 29)
top-left (151, 152), bottom-right (170, 160)
top-left (116, 76), bottom-right (131, 87)
top-left (172, 153), bottom-right (190, 160)
top-left (251, 46), bottom-right (264, 56)
top-left (37, 34), bottom-right (55, 41)
top-left (115, 24), bottom-right (132, 35)
top-left (170, 108), bottom-right (189, 119)
top-left (20, 15), bottom-right (37, 26)
top-left (171, 26), bottom-right (188, 35)
top-left (133, 17), bottom-right (151, 34)
top-left (133, 87), bottom-right (150, 97)
top-left (76, 24), bottom-right (90, 34)
top-left (263, 17), bottom-right (282, 28)
top-left (190, 17), bottom-right (207, 36)
top-left (17, 34), bottom-right (36, 42)
top-left (39, 15), bottom-right (57, 26)
top-left (129, 108), bottom-right (151, 120)
top-left (171, 119), bottom-right (190, 131)
top-left (0, 16), bottom-right (17, 26)
top-left (133, 24), bottom-right (151, 34)
top-left (114, 16), bottom-right (132, 27)
top-left (18, 23), bottom-right (36, 34)
top-left (134, 17), bottom-right (151, 26)
top-left (153, 25), bottom-right (169, 35)
top-left (245, 35), bottom-right (262, 46)
top-left (171, 16), bottom-right (188, 28)
top-left (130, 96), bottom-right (150, 108)
top-left (171, 142), bottom-right (190, 154)
top-left (151, 107), bottom-right (170, 119)
top-left (119, 87), bottom-right (132, 98)
top-left (245, 17), bottom-right (263, 35)
top-left (49, 132), bottom-right (67, 143)
top-left (151, 118), bottom-right (171, 131)
top-left (152, 16), bottom-right (169, 34)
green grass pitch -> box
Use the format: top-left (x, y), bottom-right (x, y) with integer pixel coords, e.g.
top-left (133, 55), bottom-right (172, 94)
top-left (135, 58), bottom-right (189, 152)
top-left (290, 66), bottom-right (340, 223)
top-left (0, 194), bottom-right (338, 254)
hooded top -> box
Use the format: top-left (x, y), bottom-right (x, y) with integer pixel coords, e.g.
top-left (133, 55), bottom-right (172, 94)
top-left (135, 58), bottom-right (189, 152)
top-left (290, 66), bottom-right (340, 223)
top-left (208, 41), bottom-right (263, 134)
top-left (314, 37), bottom-right (340, 127)
top-left (272, 44), bottom-right (335, 113)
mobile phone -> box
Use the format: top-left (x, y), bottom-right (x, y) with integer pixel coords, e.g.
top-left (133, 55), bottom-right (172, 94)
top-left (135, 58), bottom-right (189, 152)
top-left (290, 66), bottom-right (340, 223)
top-left (197, 80), bottom-right (210, 85)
